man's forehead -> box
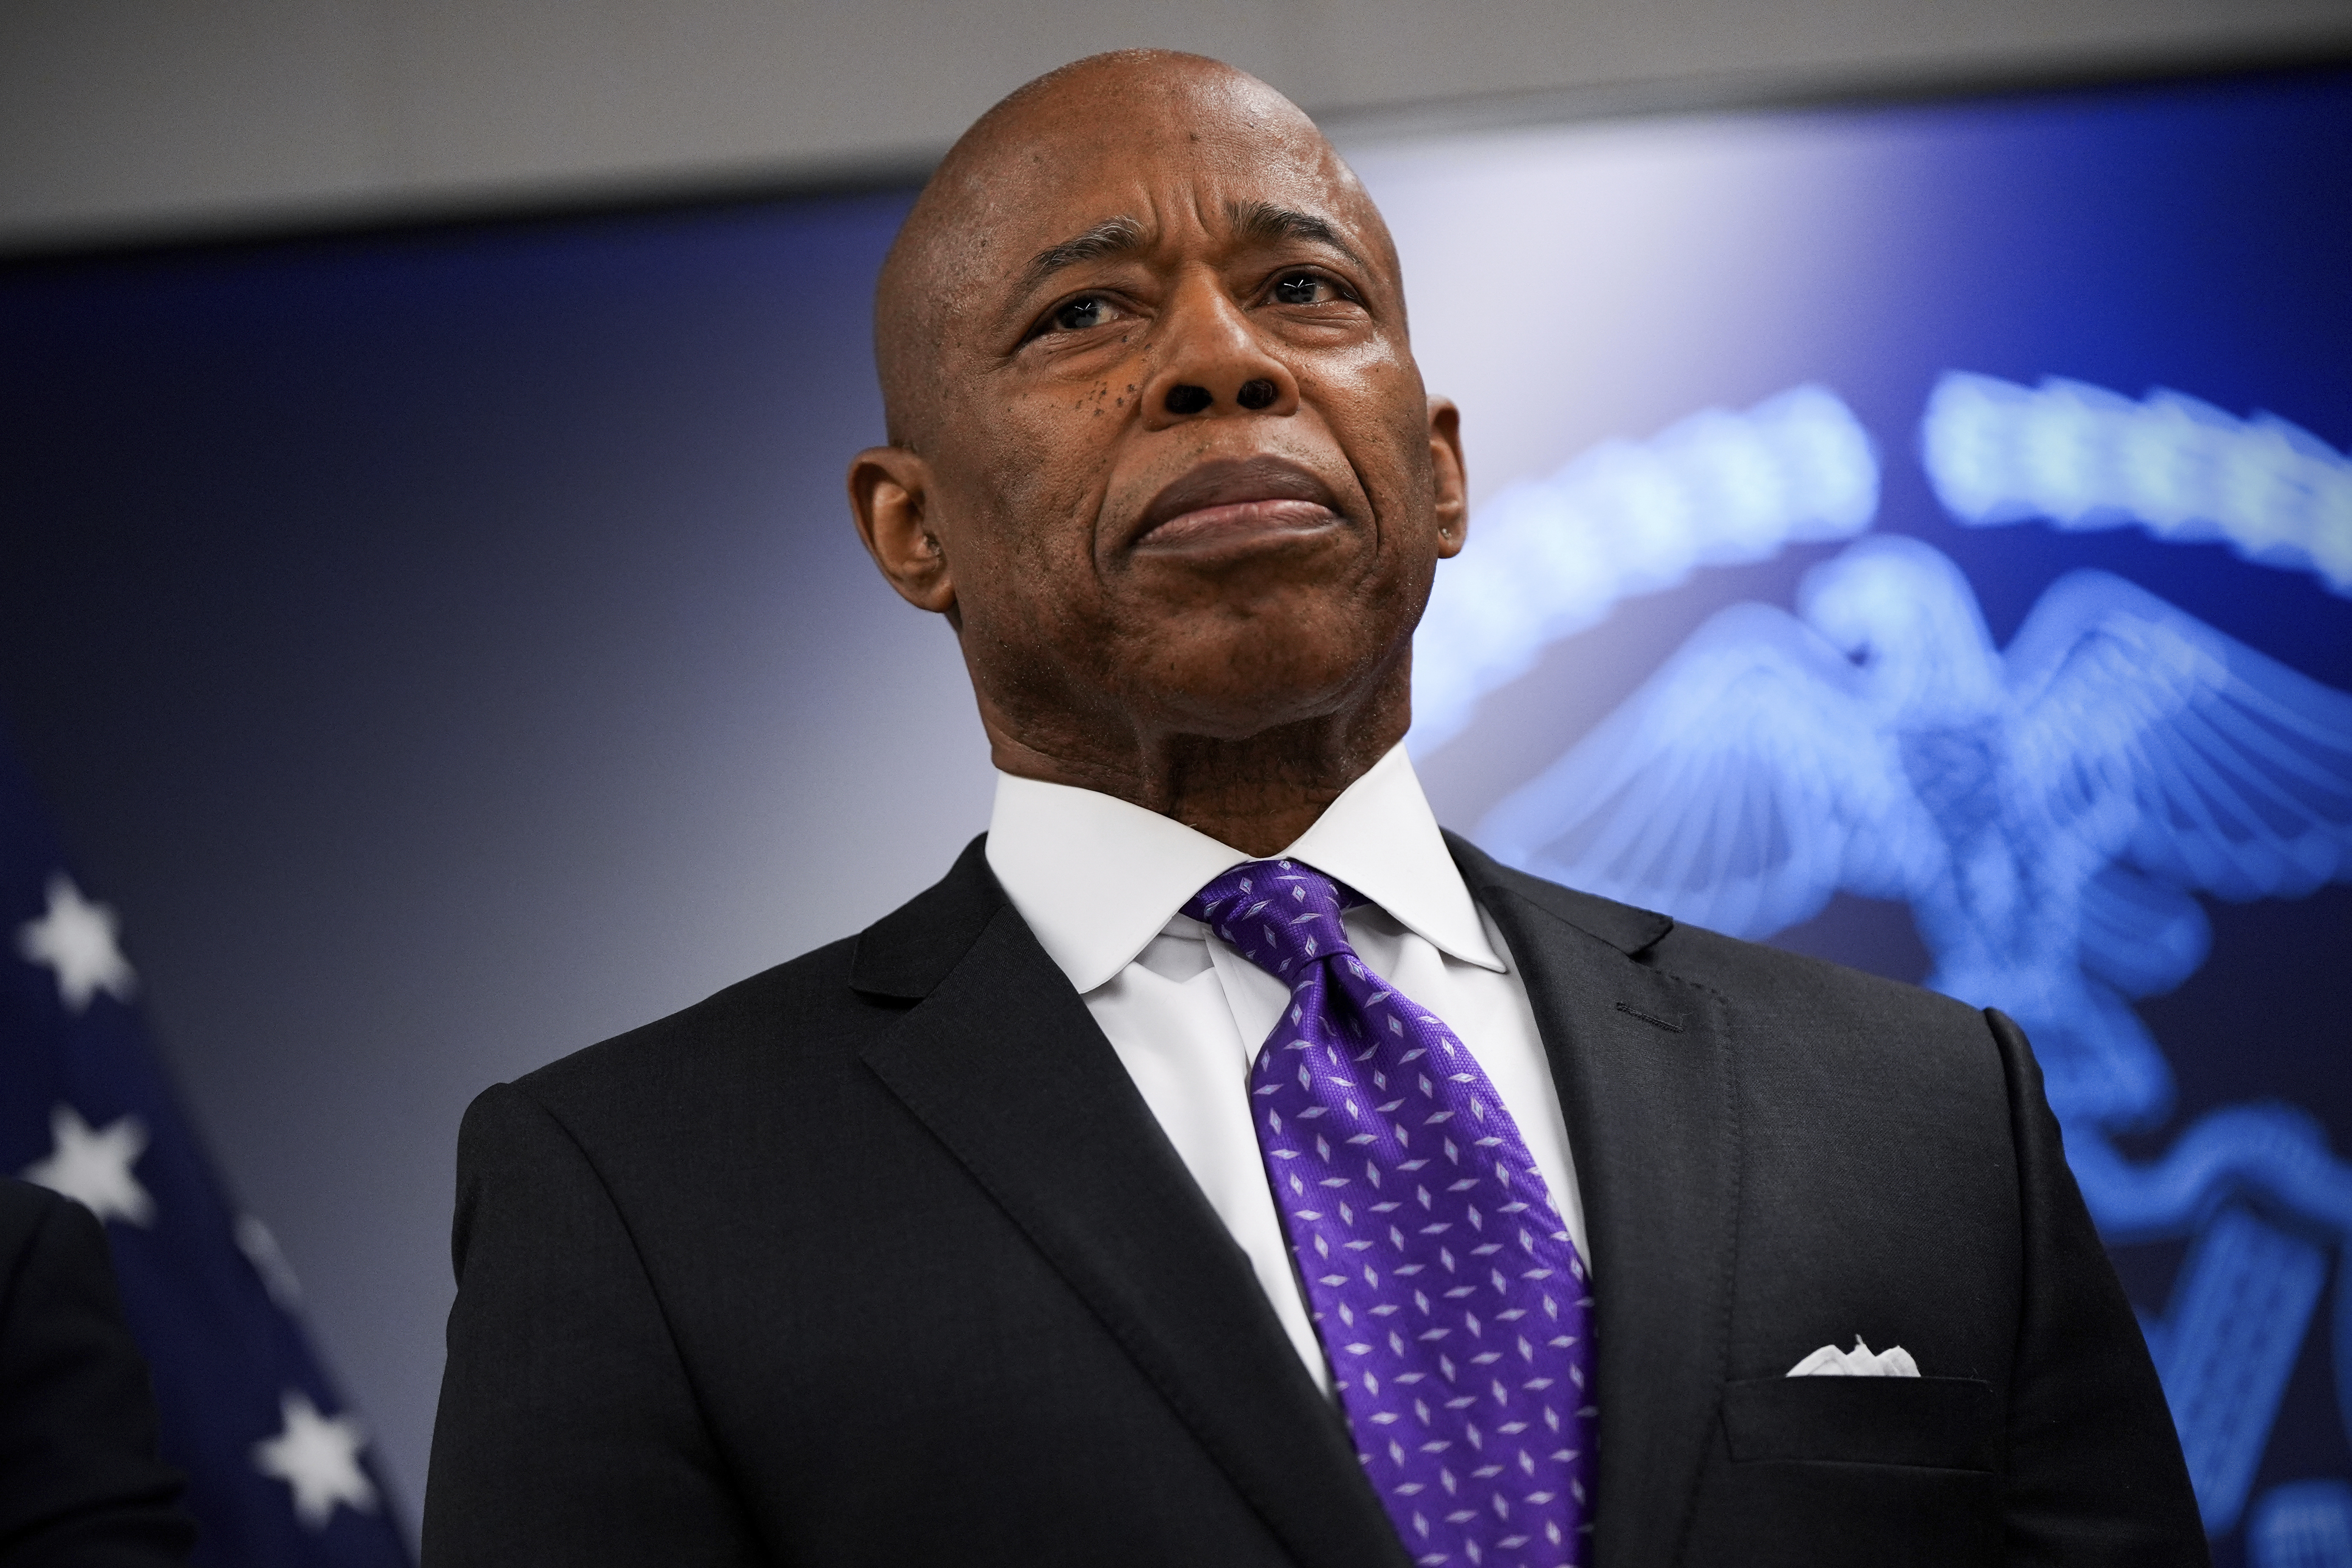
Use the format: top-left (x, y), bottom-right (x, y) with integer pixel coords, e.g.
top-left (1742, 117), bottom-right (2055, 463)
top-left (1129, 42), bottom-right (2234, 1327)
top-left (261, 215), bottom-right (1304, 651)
top-left (1022, 198), bottom-right (1363, 284)
top-left (978, 119), bottom-right (1354, 239)
top-left (1010, 187), bottom-right (1366, 280)
top-left (955, 152), bottom-right (1384, 319)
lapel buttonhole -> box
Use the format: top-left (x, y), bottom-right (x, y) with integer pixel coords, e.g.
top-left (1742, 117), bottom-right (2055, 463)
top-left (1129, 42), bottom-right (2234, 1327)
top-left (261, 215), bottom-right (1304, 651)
top-left (1614, 1000), bottom-right (1684, 1033)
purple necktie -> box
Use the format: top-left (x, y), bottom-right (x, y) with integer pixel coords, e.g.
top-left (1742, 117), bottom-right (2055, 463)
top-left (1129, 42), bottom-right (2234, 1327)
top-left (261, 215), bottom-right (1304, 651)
top-left (1186, 859), bottom-right (1596, 1568)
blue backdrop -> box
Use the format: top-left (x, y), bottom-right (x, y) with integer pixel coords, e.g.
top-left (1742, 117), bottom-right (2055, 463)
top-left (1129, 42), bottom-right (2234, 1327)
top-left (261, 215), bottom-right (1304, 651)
top-left (0, 60), bottom-right (2345, 1562)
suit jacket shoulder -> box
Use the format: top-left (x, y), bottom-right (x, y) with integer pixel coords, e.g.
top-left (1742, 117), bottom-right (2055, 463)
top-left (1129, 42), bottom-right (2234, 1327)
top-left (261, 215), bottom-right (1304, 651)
top-left (505, 829), bottom-right (1007, 1141)
top-left (1451, 829), bottom-right (1986, 1038)
top-left (503, 933), bottom-right (866, 1137)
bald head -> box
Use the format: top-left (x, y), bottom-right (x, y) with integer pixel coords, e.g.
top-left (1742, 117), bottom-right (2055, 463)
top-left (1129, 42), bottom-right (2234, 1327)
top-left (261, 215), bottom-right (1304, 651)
top-left (873, 51), bottom-right (1398, 452)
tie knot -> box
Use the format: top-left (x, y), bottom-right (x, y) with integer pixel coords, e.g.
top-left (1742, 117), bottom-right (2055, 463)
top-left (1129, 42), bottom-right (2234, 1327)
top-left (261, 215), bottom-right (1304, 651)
top-left (1183, 859), bottom-right (1356, 981)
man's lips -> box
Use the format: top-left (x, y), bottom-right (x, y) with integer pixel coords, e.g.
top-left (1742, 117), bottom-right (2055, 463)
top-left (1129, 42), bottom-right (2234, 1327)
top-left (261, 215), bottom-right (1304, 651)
top-left (1129, 458), bottom-right (1345, 551)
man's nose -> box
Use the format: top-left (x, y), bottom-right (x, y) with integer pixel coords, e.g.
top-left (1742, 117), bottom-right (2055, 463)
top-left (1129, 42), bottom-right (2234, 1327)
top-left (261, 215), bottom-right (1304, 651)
top-left (1143, 284), bottom-right (1299, 427)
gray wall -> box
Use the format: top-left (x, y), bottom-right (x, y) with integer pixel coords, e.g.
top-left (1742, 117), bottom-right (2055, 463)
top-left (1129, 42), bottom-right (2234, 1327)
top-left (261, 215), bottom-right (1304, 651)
top-left (6, 0), bottom-right (2351, 251)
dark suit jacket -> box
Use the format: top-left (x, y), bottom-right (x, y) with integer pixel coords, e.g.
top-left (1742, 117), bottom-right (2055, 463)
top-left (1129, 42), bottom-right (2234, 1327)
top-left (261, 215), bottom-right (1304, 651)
top-left (422, 835), bottom-right (2204, 1567)
top-left (0, 1178), bottom-right (192, 1568)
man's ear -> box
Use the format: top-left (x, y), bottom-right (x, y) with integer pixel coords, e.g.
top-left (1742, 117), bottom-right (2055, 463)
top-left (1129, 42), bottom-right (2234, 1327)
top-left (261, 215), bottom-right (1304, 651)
top-left (1427, 397), bottom-right (1468, 559)
top-left (848, 446), bottom-right (957, 615)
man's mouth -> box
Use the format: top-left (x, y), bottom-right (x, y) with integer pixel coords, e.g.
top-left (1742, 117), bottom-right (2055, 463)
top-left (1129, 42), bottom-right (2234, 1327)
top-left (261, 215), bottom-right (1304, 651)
top-left (1129, 457), bottom-right (1346, 552)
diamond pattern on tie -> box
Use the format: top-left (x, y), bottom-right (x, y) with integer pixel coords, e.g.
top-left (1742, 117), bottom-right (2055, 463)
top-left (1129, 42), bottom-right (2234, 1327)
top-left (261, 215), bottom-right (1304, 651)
top-left (1188, 860), bottom-right (1595, 1568)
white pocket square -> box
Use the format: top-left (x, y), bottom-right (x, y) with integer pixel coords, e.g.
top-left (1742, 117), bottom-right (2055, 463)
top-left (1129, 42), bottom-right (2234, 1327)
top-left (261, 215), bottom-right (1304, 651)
top-left (1787, 1336), bottom-right (1920, 1378)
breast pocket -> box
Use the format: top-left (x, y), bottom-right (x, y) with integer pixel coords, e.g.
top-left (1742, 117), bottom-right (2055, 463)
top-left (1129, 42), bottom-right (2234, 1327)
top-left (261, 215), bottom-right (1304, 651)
top-left (1721, 1376), bottom-right (1999, 1471)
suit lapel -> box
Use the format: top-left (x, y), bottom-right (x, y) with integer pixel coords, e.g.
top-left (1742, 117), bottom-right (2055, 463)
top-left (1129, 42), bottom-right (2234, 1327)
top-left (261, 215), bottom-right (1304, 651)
top-left (851, 840), bottom-right (1412, 1568)
top-left (1450, 836), bottom-right (1739, 1568)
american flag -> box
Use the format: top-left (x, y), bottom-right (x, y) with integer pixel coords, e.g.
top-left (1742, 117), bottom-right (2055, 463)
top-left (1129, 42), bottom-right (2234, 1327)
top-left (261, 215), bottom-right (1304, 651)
top-left (0, 729), bottom-right (410, 1567)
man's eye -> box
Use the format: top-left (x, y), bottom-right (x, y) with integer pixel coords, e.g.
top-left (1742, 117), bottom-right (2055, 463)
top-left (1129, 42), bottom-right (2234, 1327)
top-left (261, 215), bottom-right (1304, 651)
top-left (1271, 273), bottom-right (1338, 305)
top-left (1051, 297), bottom-right (1111, 331)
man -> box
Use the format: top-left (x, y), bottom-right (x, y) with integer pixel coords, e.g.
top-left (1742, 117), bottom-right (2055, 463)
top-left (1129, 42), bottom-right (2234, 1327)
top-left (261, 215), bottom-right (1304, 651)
top-left (422, 51), bottom-right (2204, 1568)
top-left (0, 1176), bottom-right (193, 1566)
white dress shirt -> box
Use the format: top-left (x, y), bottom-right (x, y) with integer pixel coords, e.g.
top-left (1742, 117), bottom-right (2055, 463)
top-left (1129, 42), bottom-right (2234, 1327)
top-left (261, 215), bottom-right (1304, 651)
top-left (984, 743), bottom-right (1588, 1393)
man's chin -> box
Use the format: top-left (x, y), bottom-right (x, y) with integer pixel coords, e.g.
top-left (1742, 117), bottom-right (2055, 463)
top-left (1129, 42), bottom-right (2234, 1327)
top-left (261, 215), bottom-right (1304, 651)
top-left (1118, 637), bottom-right (1412, 745)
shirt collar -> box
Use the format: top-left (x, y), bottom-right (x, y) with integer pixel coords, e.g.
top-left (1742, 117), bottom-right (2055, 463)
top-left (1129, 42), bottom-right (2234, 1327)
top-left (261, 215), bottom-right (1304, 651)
top-left (985, 742), bottom-right (1504, 994)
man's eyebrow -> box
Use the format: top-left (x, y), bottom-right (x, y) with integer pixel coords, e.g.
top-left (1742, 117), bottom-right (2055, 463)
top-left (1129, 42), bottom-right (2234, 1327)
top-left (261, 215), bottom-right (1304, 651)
top-left (1227, 201), bottom-right (1366, 268)
top-left (1020, 215), bottom-right (1149, 295)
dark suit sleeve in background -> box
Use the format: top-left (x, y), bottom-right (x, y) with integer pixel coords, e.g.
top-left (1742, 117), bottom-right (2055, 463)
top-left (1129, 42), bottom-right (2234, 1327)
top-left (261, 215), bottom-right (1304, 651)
top-left (1988, 1009), bottom-right (2208, 1565)
top-left (0, 1178), bottom-right (192, 1568)
top-left (421, 1083), bottom-right (763, 1568)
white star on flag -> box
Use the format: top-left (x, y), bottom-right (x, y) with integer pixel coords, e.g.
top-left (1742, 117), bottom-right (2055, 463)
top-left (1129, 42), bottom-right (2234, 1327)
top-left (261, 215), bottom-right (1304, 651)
top-left (253, 1390), bottom-right (378, 1528)
top-left (23, 1104), bottom-right (155, 1226)
top-left (17, 873), bottom-right (136, 1011)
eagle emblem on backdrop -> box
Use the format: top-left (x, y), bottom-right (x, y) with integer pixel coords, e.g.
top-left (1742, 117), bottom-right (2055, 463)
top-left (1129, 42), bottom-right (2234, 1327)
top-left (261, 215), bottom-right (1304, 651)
top-left (1415, 373), bottom-right (2352, 1555)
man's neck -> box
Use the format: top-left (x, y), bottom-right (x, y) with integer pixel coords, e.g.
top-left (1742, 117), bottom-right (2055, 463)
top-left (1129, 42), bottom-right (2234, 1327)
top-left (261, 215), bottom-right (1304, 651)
top-left (985, 702), bottom-right (1408, 857)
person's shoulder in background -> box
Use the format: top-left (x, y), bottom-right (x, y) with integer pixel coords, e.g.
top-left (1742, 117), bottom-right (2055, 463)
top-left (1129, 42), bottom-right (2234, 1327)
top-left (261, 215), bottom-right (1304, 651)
top-left (0, 1176), bottom-right (194, 1567)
